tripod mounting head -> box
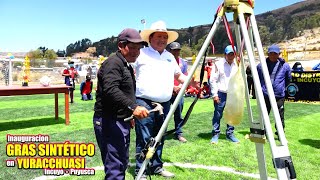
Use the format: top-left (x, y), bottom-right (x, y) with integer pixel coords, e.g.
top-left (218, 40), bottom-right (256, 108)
top-left (224, 0), bottom-right (255, 12)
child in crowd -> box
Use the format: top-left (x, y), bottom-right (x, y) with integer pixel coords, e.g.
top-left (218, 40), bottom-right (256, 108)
top-left (62, 61), bottom-right (79, 103)
top-left (185, 84), bottom-right (199, 97)
top-left (80, 75), bottom-right (93, 101)
top-left (200, 82), bottom-right (211, 99)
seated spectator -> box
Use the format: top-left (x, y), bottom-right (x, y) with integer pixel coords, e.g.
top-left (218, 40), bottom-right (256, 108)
top-left (200, 82), bottom-right (211, 99)
top-left (80, 75), bottom-right (93, 101)
top-left (185, 84), bottom-right (199, 97)
top-left (292, 62), bottom-right (304, 71)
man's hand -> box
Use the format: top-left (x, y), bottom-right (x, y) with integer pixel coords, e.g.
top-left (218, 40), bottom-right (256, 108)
top-left (213, 96), bottom-right (220, 104)
top-left (172, 85), bottom-right (181, 96)
top-left (132, 106), bottom-right (149, 120)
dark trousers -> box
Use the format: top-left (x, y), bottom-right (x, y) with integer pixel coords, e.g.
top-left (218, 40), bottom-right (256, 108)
top-left (93, 114), bottom-right (131, 180)
top-left (264, 96), bottom-right (285, 131)
top-left (212, 92), bottom-right (235, 136)
top-left (135, 98), bottom-right (170, 175)
top-left (66, 78), bottom-right (75, 102)
top-left (170, 95), bottom-right (184, 138)
top-left (247, 76), bottom-right (255, 98)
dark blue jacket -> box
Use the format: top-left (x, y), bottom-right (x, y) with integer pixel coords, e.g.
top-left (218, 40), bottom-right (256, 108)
top-left (94, 51), bottom-right (137, 119)
top-left (257, 58), bottom-right (291, 98)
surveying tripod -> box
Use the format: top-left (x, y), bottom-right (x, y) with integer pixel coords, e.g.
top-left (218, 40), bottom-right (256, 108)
top-left (135, 0), bottom-right (296, 179)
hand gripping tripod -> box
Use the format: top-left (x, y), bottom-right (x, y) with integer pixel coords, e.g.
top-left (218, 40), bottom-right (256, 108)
top-left (135, 0), bottom-right (296, 179)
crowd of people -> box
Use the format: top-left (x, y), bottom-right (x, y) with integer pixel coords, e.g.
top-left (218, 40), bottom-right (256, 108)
top-left (60, 20), bottom-right (293, 180)
top-left (62, 61), bottom-right (95, 103)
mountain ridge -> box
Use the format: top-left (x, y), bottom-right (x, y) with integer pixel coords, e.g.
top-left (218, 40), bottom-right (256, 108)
top-left (3, 1), bottom-right (320, 61)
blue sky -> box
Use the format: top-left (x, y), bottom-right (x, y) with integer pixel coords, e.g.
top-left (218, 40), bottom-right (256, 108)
top-left (0, 0), bottom-right (303, 52)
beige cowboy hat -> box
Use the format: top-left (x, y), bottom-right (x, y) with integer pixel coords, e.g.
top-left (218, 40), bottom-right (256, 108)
top-left (140, 20), bottom-right (179, 45)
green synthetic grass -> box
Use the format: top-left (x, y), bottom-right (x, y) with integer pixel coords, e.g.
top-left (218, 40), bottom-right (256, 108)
top-left (0, 87), bottom-right (319, 180)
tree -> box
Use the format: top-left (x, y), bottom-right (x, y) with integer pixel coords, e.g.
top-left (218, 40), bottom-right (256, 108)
top-left (44, 49), bottom-right (57, 67)
top-left (258, 25), bottom-right (271, 45)
top-left (265, 15), bottom-right (276, 31)
top-left (66, 38), bottom-right (93, 56)
top-left (38, 47), bottom-right (48, 55)
top-left (81, 38), bottom-right (92, 52)
top-left (56, 49), bottom-right (66, 57)
top-left (66, 44), bottom-right (75, 56)
top-left (270, 21), bottom-right (284, 43)
top-left (193, 35), bottom-right (206, 53)
top-left (180, 44), bottom-right (193, 58)
top-left (27, 49), bottom-right (43, 67)
top-left (306, 16), bottom-right (318, 29)
top-left (29, 49), bottom-right (43, 59)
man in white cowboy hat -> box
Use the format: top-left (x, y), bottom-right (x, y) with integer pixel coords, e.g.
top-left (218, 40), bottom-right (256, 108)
top-left (134, 20), bottom-right (196, 179)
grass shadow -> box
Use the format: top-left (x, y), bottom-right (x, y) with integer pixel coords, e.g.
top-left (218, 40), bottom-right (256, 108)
top-left (299, 139), bottom-right (320, 149)
top-left (164, 133), bottom-right (177, 141)
top-left (197, 132), bottom-right (227, 140)
top-left (126, 163), bottom-right (158, 179)
top-left (197, 132), bottom-right (211, 140)
top-left (237, 130), bottom-right (250, 136)
top-left (0, 117), bottom-right (65, 131)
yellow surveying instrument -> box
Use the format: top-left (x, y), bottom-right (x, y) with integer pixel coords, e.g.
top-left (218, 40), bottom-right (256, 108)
top-left (135, 0), bottom-right (296, 179)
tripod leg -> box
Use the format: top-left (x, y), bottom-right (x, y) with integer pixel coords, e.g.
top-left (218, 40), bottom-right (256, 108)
top-left (238, 11), bottom-right (296, 179)
top-left (234, 17), bottom-right (269, 180)
top-left (251, 13), bottom-right (296, 179)
top-left (250, 14), bottom-right (288, 144)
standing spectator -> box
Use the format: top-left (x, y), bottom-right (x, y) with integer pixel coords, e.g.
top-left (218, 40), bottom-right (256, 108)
top-left (62, 61), bottom-right (79, 103)
top-left (168, 41), bottom-right (188, 143)
top-left (87, 66), bottom-right (93, 77)
top-left (209, 45), bottom-right (240, 144)
top-left (75, 64), bottom-right (81, 71)
top-left (134, 20), bottom-right (197, 179)
top-left (257, 44), bottom-right (291, 135)
top-left (93, 28), bottom-right (149, 180)
top-left (246, 65), bottom-right (256, 99)
top-left (205, 59), bottom-right (213, 96)
top-left (80, 75), bottom-right (93, 101)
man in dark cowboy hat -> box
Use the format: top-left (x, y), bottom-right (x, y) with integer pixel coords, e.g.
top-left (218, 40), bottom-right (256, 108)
top-left (93, 28), bottom-right (149, 180)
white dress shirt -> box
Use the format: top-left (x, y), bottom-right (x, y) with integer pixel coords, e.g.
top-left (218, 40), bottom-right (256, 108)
top-left (209, 58), bottom-right (238, 97)
top-left (134, 46), bottom-right (181, 102)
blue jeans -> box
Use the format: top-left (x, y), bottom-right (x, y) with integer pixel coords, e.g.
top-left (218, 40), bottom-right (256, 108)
top-left (212, 91), bottom-right (235, 136)
top-left (170, 95), bottom-right (184, 138)
top-left (135, 98), bottom-right (170, 175)
top-left (93, 114), bottom-right (131, 180)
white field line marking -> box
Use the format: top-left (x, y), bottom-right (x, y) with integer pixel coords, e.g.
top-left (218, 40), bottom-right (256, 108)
top-left (163, 162), bottom-right (277, 180)
top-left (33, 162), bottom-right (277, 180)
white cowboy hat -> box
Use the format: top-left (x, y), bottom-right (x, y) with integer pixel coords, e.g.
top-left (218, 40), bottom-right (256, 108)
top-left (140, 20), bottom-right (179, 45)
